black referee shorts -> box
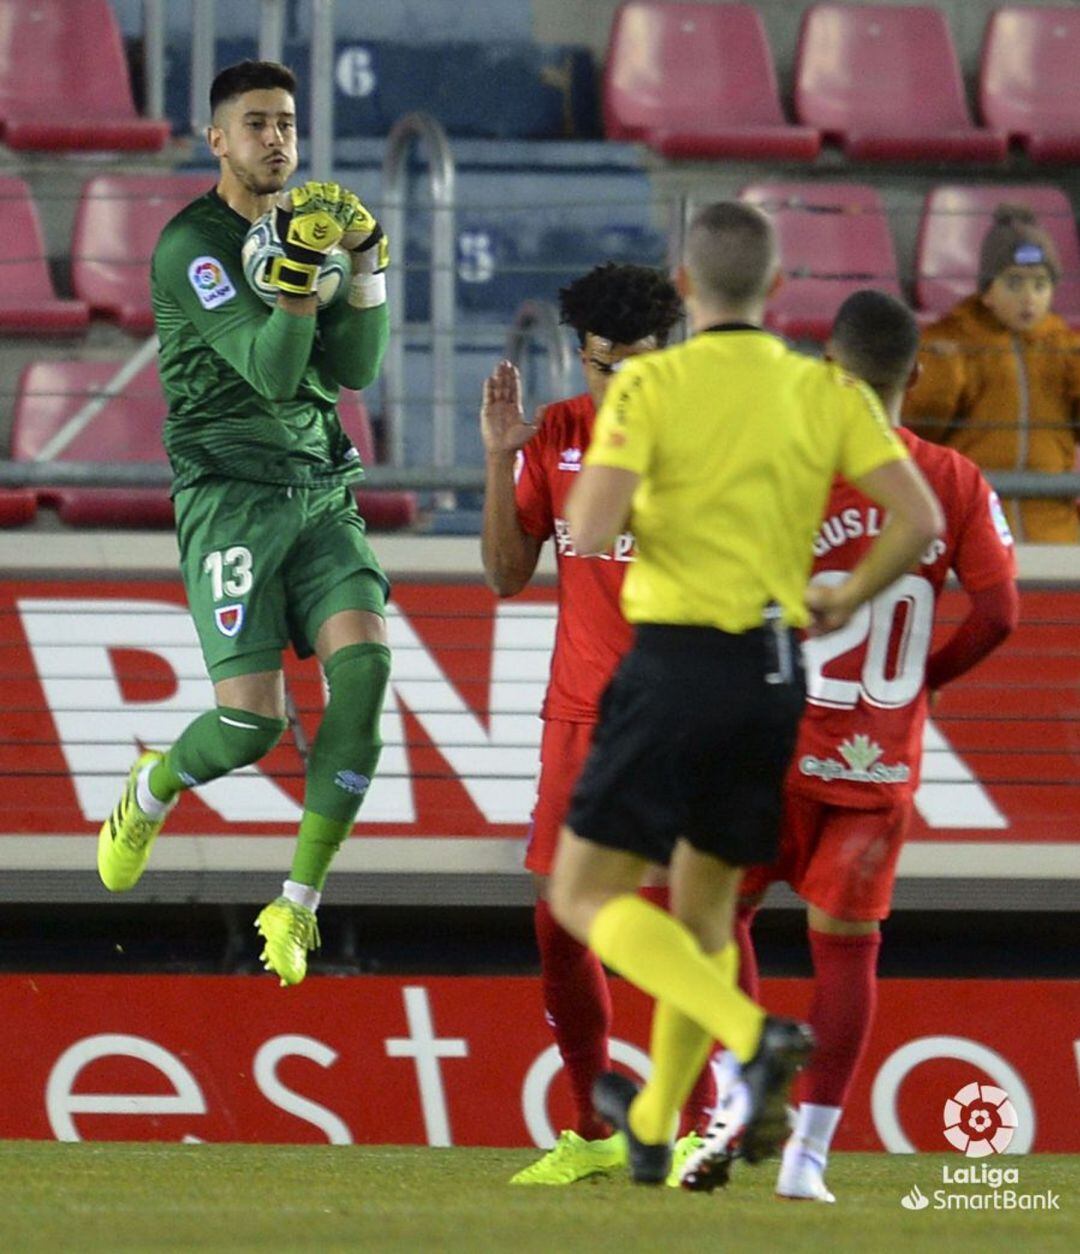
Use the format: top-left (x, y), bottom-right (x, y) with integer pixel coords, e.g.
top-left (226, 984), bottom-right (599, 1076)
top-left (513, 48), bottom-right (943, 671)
top-left (566, 622), bottom-right (806, 868)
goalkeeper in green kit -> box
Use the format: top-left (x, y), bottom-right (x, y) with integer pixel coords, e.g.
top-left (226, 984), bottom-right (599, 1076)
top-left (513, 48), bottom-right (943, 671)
top-left (97, 60), bottom-right (392, 987)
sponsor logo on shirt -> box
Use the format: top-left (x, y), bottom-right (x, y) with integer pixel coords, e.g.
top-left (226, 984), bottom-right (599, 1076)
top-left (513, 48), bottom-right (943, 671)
top-left (799, 733), bottom-right (910, 784)
top-left (558, 447), bottom-right (583, 472)
top-left (188, 256), bottom-right (237, 310)
top-left (553, 517), bottom-right (635, 563)
top-left (988, 491), bottom-right (1014, 547)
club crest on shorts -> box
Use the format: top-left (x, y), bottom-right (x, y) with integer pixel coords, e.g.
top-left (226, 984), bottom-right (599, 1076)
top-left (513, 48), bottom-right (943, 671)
top-left (214, 604), bottom-right (245, 637)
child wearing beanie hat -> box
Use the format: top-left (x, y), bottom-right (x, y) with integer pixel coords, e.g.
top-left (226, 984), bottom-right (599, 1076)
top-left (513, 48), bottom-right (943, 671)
top-left (904, 204), bottom-right (1080, 542)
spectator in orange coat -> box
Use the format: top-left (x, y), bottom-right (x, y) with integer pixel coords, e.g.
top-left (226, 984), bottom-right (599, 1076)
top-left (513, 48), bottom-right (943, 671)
top-left (903, 205), bottom-right (1080, 542)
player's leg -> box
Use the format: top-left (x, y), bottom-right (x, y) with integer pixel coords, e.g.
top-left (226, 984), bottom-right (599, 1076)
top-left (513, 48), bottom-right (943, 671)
top-left (255, 603), bottom-right (389, 986)
top-left (551, 628), bottom-right (812, 1184)
top-left (628, 848), bottom-right (743, 1138)
top-left (255, 487), bottom-right (392, 984)
top-left (777, 803), bottom-right (909, 1203)
top-left (669, 648), bottom-right (814, 1191)
top-left (690, 807), bottom-right (802, 1177)
top-left (510, 880), bottom-right (626, 1185)
top-left (526, 723), bottom-right (614, 1144)
top-left (513, 722), bottom-right (708, 1184)
top-left (98, 481), bottom-right (292, 892)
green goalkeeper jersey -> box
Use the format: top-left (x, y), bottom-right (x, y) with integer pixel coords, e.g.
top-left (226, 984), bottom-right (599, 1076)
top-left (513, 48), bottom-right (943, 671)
top-left (151, 189), bottom-right (389, 491)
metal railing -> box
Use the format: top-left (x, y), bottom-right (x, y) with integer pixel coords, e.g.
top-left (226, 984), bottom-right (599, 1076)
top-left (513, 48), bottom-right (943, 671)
top-left (2, 462), bottom-right (1078, 501)
top-left (505, 301), bottom-right (574, 403)
top-left (381, 112), bottom-right (458, 469)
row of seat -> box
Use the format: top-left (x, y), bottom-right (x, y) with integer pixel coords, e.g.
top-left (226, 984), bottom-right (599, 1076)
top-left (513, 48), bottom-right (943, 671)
top-left (4, 173), bottom-right (1075, 340)
top-left (748, 182), bottom-right (1080, 341)
top-left (606, 2), bottom-right (1080, 163)
top-left (0, 361), bottom-right (417, 531)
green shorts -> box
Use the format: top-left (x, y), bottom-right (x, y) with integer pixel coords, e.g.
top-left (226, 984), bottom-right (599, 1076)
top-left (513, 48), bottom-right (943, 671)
top-left (175, 478), bottom-right (390, 680)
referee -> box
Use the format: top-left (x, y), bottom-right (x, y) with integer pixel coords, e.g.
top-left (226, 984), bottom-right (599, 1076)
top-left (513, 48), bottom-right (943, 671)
top-left (548, 202), bottom-right (944, 1189)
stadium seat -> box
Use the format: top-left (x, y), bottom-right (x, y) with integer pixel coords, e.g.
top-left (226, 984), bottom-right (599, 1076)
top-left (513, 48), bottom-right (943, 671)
top-left (71, 175), bottom-right (216, 332)
top-left (915, 184), bottom-right (1080, 322)
top-left (8, 361), bottom-right (416, 530)
top-left (980, 7), bottom-right (1080, 163)
top-left (0, 490), bottom-right (37, 527)
top-left (0, 0), bottom-right (169, 152)
top-left (337, 391), bottom-right (420, 530)
top-left (0, 178), bottom-right (88, 334)
top-left (603, 1), bottom-right (820, 160)
top-left (794, 5), bottom-right (1007, 162)
top-left (11, 359), bottom-right (174, 527)
top-left (740, 183), bottom-right (902, 341)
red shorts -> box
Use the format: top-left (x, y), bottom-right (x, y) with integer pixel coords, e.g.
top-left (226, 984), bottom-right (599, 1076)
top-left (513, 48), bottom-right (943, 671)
top-left (524, 719), bottom-right (595, 875)
top-left (740, 792), bottom-right (912, 922)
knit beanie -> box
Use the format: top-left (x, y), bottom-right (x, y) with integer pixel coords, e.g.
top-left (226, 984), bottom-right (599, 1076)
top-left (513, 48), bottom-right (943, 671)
top-left (977, 204), bottom-right (1061, 292)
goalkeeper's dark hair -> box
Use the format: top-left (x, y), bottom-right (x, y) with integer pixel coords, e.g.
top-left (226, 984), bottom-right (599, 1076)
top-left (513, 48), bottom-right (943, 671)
top-left (558, 263), bottom-right (683, 348)
top-left (211, 60), bottom-right (297, 117)
top-left (830, 289), bottom-right (920, 394)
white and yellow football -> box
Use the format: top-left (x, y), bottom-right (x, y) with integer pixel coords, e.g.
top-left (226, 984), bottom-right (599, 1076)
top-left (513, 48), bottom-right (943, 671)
top-left (241, 211), bottom-right (351, 308)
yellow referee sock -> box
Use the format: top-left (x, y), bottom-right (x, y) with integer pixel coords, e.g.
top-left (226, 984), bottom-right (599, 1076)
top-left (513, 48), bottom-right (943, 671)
top-left (628, 944), bottom-right (739, 1145)
top-left (590, 894), bottom-right (764, 1086)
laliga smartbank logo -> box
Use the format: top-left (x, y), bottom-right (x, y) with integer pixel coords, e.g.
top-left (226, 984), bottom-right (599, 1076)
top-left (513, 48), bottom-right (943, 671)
top-left (899, 1082), bottom-right (1060, 1212)
top-left (943, 1081), bottom-right (1017, 1156)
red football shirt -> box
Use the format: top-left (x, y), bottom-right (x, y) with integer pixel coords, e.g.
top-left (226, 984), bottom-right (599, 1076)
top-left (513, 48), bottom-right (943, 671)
top-left (515, 393), bottom-right (634, 722)
top-left (792, 428), bottom-right (1016, 807)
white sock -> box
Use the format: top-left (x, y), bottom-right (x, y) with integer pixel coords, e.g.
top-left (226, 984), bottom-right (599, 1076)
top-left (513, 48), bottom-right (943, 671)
top-left (788, 1103), bottom-right (843, 1164)
top-left (135, 763), bottom-right (171, 819)
top-left (710, 1049), bottom-right (741, 1102)
top-left (283, 879), bottom-right (320, 912)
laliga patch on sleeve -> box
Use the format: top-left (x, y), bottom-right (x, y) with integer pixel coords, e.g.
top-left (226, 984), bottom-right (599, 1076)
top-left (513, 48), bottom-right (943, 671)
top-left (988, 490), bottom-right (1015, 547)
top-left (188, 256), bottom-right (237, 309)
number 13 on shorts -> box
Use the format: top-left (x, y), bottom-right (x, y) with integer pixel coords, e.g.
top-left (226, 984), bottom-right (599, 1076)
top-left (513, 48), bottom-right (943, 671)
top-left (203, 546), bottom-right (254, 600)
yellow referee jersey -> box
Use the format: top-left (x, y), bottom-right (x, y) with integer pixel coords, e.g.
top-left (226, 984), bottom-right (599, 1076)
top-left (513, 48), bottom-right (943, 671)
top-left (585, 326), bottom-right (907, 632)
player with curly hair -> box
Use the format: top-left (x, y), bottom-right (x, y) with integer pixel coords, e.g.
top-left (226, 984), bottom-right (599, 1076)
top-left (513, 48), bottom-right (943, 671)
top-left (481, 263), bottom-right (709, 1185)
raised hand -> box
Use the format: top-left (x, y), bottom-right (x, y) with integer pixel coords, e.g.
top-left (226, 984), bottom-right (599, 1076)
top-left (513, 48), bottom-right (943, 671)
top-left (481, 360), bottom-right (537, 456)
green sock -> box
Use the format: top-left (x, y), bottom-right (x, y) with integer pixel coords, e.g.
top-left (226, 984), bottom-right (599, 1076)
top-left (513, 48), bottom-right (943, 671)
top-left (148, 706), bottom-right (287, 803)
top-left (148, 757), bottom-right (185, 804)
top-left (289, 641), bottom-right (391, 890)
top-left (290, 811), bottom-right (352, 890)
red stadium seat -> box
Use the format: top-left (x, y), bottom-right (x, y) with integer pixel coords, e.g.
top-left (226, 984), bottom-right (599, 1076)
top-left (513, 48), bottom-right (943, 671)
top-left (0, 0), bottom-right (168, 152)
top-left (915, 184), bottom-right (1080, 323)
top-left (8, 360), bottom-right (417, 530)
top-left (740, 183), bottom-right (902, 341)
top-left (794, 5), bottom-right (1007, 162)
top-left (0, 177), bottom-right (88, 334)
top-left (72, 175), bottom-right (216, 332)
top-left (980, 7), bottom-right (1080, 163)
top-left (11, 359), bottom-right (174, 527)
top-left (0, 490), bottom-right (37, 526)
top-left (337, 391), bottom-right (420, 530)
top-left (603, 1), bottom-right (820, 160)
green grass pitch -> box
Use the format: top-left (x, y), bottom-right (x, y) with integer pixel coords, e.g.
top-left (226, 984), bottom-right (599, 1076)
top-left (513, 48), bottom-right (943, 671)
top-left (0, 1144), bottom-right (1075, 1252)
